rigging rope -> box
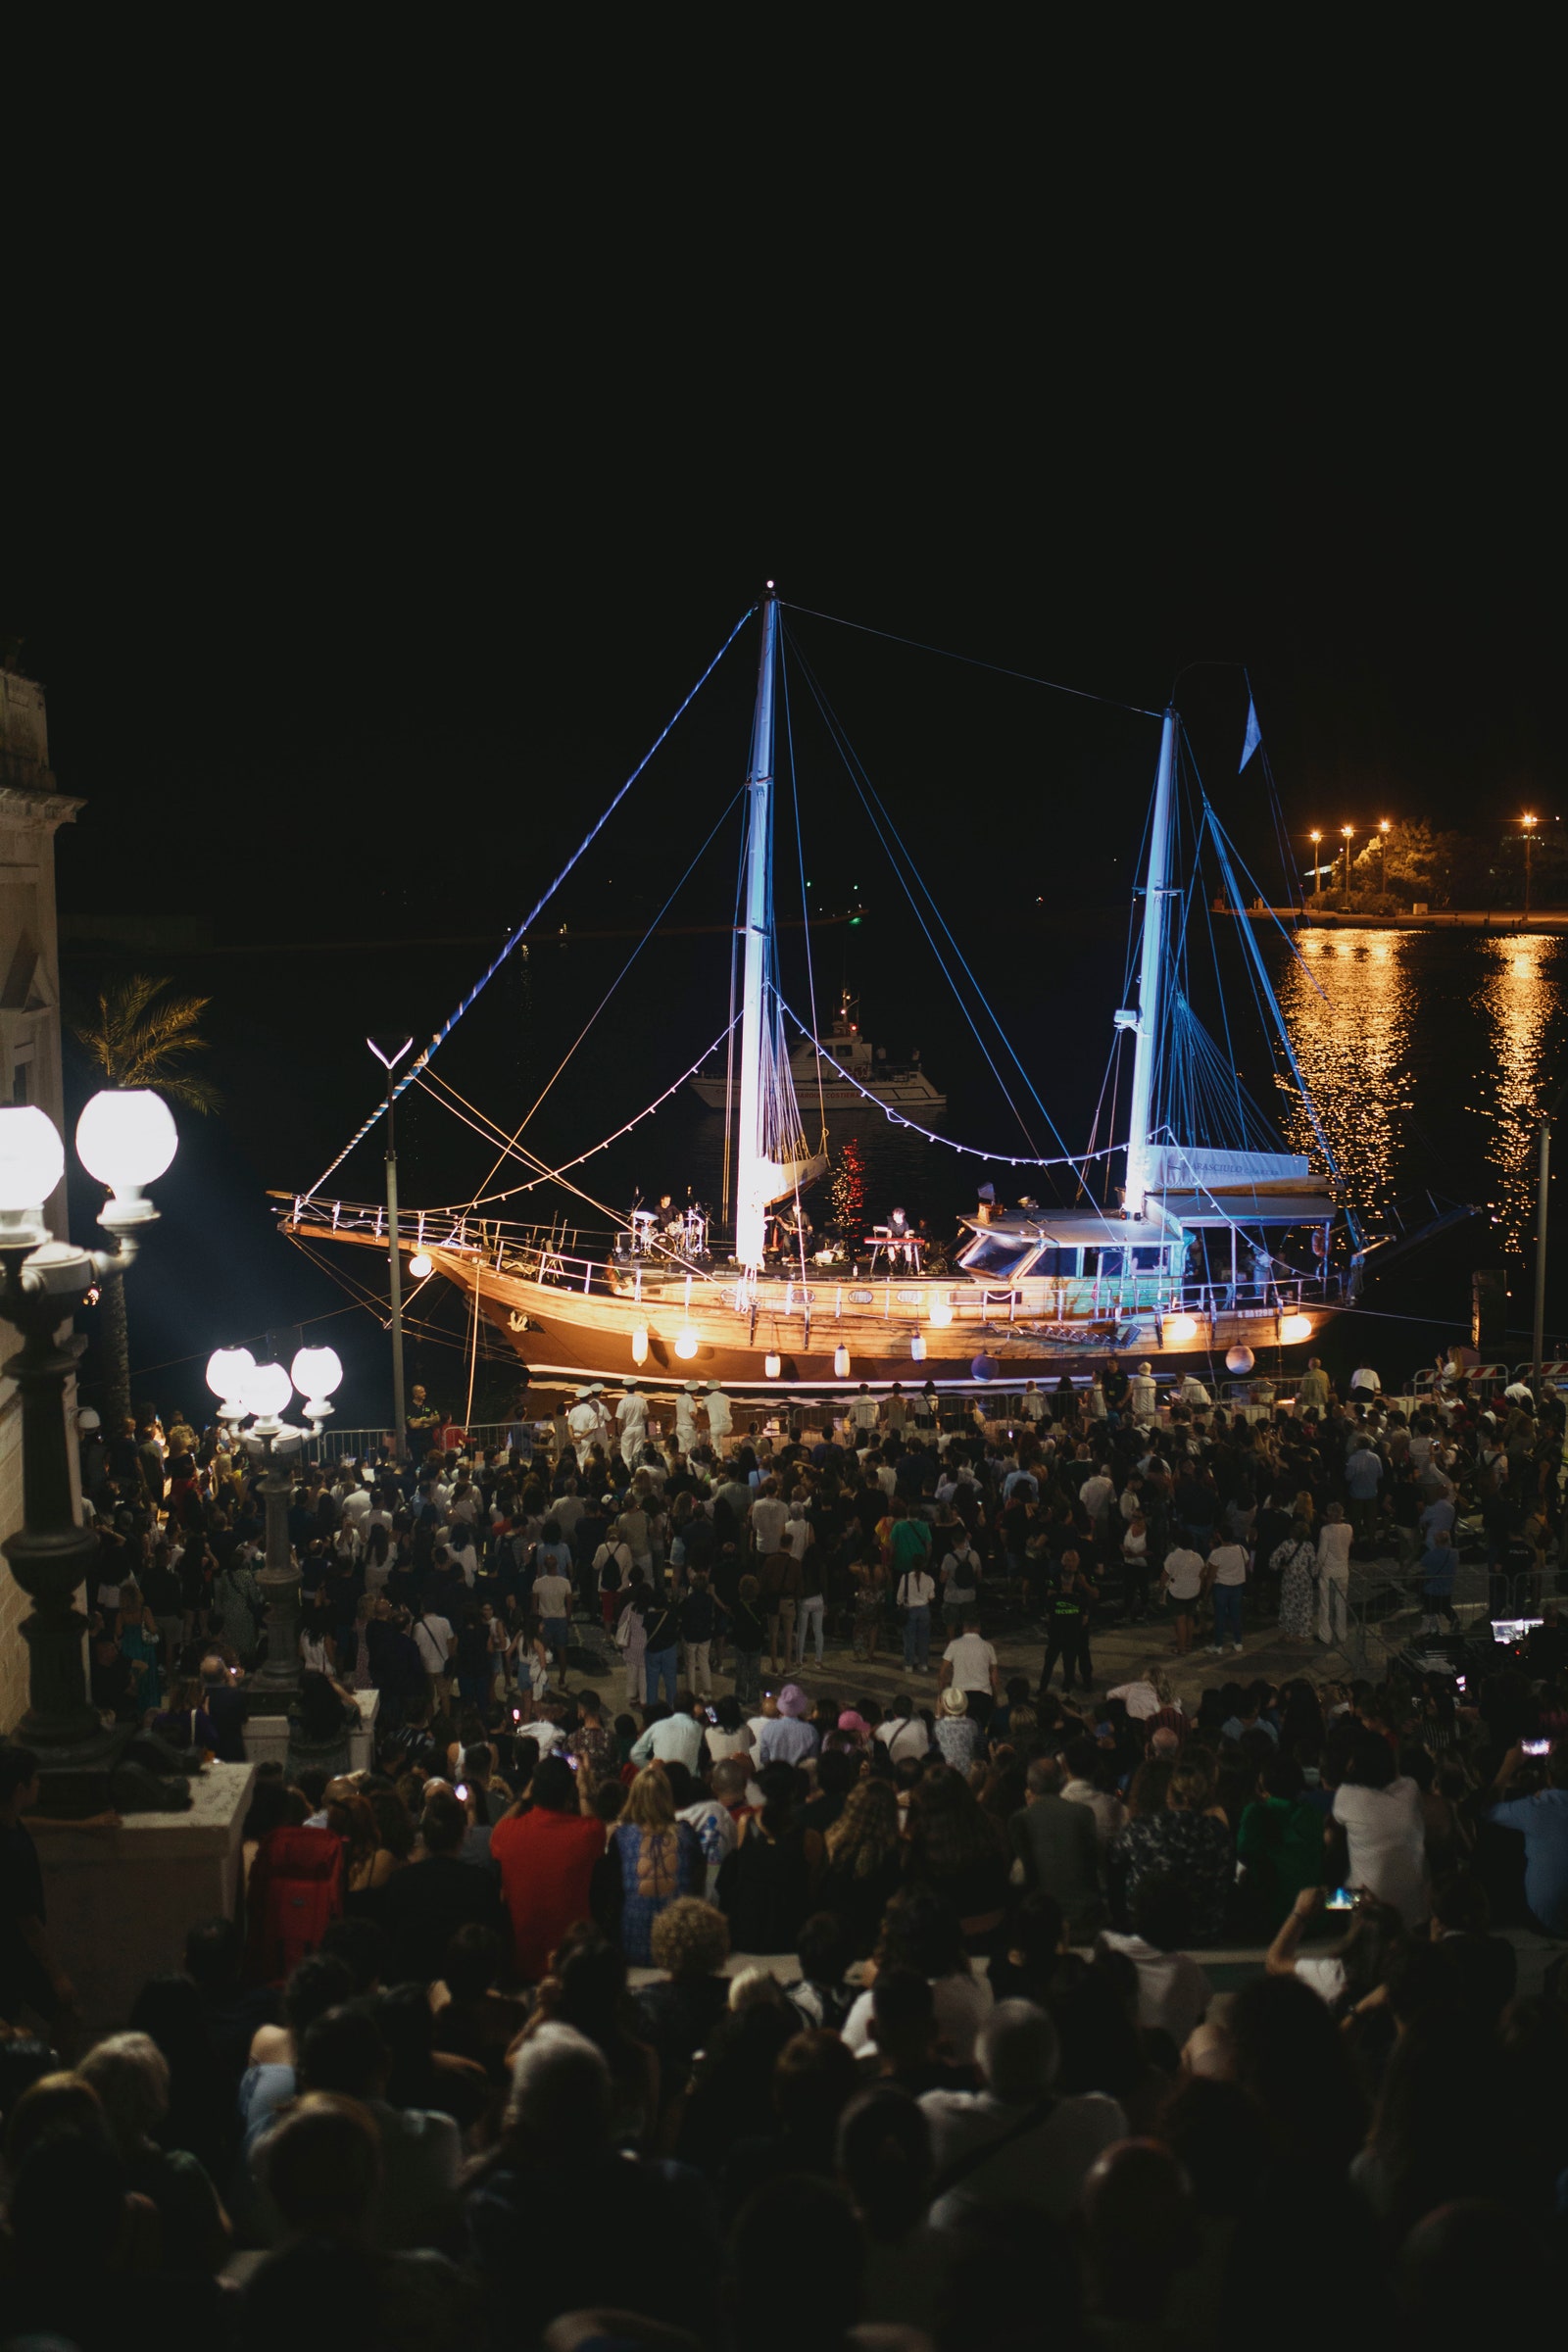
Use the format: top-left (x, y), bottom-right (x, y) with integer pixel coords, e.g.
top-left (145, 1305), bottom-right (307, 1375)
top-left (301, 605), bottom-right (757, 1201)
top-left (782, 602), bottom-right (1161, 718)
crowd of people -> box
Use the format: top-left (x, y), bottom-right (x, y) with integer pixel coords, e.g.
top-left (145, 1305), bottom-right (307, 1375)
top-left (3, 1357), bottom-right (1568, 2344)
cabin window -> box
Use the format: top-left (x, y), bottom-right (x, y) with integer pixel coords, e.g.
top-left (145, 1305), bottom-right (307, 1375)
top-left (961, 1233), bottom-right (1038, 1278)
top-left (1131, 1247), bottom-right (1164, 1270)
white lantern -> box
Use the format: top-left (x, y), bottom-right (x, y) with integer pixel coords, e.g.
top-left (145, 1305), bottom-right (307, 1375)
top-left (675, 1330), bottom-right (699, 1360)
top-left (1226, 1346), bottom-right (1256, 1376)
top-left (764, 1351), bottom-right (782, 1378)
top-left (1165, 1314), bottom-right (1199, 1347)
top-left (910, 1335), bottom-right (927, 1361)
top-left (0, 1105), bottom-right (65, 1231)
top-left (240, 1360), bottom-right (293, 1421)
top-left (630, 1324), bottom-right (649, 1366)
top-left (1279, 1312), bottom-right (1312, 1345)
top-left (291, 1347), bottom-right (343, 1418)
top-left (409, 1251), bottom-right (434, 1280)
top-left (75, 1090), bottom-right (177, 1221)
top-left (928, 1295), bottom-right (954, 1328)
top-left (206, 1347), bottom-right (256, 1413)
top-left (833, 1344), bottom-right (850, 1378)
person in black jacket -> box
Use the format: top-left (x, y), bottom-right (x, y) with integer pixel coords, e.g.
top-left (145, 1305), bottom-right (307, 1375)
top-left (678, 1573), bottom-right (716, 1698)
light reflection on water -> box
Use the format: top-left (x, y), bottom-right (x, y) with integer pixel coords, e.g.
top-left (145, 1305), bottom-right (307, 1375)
top-left (1276, 930), bottom-right (1415, 1232)
top-left (1474, 934), bottom-right (1560, 1239)
top-left (1271, 926), bottom-right (1568, 1252)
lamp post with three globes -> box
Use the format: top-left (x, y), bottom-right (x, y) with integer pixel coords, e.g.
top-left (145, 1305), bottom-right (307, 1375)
top-left (205, 1343), bottom-right (343, 1699)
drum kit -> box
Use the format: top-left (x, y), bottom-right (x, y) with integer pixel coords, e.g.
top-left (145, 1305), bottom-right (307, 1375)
top-left (629, 1198), bottom-right (710, 1257)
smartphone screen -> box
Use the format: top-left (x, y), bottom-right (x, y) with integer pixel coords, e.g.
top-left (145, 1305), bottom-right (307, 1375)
top-left (1326, 1887), bottom-right (1354, 1911)
top-left (1522, 1739), bottom-right (1551, 1756)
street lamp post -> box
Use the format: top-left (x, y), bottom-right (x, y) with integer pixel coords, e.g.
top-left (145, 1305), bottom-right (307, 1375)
top-left (1341, 825), bottom-right (1354, 898)
top-left (206, 1346), bottom-right (344, 1701)
top-left (1521, 813), bottom-right (1538, 919)
top-left (1378, 818), bottom-right (1391, 897)
top-left (1309, 831), bottom-right (1322, 896)
top-left (0, 1092), bottom-right (191, 1816)
top-left (368, 1039), bottom-right (413, 1457)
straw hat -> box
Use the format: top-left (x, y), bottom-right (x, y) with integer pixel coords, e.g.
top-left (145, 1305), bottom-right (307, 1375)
top-left (939, 1686), bottom-right (969, 1717)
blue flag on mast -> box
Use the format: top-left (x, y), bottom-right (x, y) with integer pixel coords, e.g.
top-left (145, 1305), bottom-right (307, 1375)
top-left (1238, 696), bottom-right (1261, 773)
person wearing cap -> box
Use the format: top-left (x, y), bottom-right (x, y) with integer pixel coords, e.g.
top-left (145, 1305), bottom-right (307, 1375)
top-left (705, 1382), bottom-right (732, 1444)
top-left (567, 1388), bottom-right (599, 1450)
top-left (615, 1382), bottom-right (648, 1468)
top-left (756, 1683), bottom-right (818, 1767)
top-left (675, 1381), bottom-right (705, 1453)
top-left (933, 1685), bottom-right (982, 1772)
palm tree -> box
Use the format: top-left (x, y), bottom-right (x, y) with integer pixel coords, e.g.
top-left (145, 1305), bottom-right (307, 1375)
top-left (73, 973), bottom-right (218, 1429)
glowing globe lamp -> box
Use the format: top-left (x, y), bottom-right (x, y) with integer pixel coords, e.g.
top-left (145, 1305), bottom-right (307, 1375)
top-left (409, 1251), bottom-right (434, 1280)
top-left (1226, 1346), bottom-right (1256, 1376)
top-left (0, 1106), bottom-right (66, 1234)
top-left (928, 1295), bottom-right (954, 1328)
top-left (296, 1354), bottom-right (345, 1401)
top-left (206, 1347), bottom-right (256, 1414)
top-left (1280, 1312), bottom-right (1312, 1346)
top-left (75, 1090), bottom-right (177, 1223)
top-left (240, 1361), bottom-right (293, 1421)
top-left (1166, 1314), bottom-right (1199, 1347)
top-left (675, 1330), bottom-right (699, 1360)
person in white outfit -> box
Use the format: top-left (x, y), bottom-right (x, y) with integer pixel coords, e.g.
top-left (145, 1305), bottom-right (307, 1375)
top-left (615, 1383), bottom-right (648, 1468)
top-left (675, 1381), bottom-right (704, 1453)
top-left (705, 1384), bottom-right (733, 1445)
top-left (1128, 1363), bottom-right (1158, 1424)
top-left (1315, 1501), bottom-right (1352, 1645)
top-left (566, 1388), bottom-right (599, 1451)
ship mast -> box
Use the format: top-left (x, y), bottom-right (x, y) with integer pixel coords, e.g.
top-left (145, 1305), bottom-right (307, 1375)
top-left (1121, 706), bottom-right (1179, 1220)
top-left (734, 586), bottom-right (779, 1268)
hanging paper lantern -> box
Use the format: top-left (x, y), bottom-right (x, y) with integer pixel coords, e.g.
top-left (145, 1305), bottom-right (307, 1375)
top-left (675, 1330), bottom-right (699, 1360)
top-left (631, 1325), bottom-right (649, 1366)
top-left (910, 1335), bottom-right (927, 1361)
top-left (833, 1344), bottom-right (851, 1378)
top-left (764, 1351), bottom-right (782, 1378)
top-left (1225, 1345), bottom-right (1255, 1375)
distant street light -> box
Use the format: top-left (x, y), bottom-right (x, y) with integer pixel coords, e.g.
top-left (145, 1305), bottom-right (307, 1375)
top-left (1520, 813), bottom-right (1539, 918)
top-left (1341, 824), bottom-right (1354, 896)
top-left (205, 1345), bottom-right (344, 1699)
top-left (1378, 818), bottom-right (1391, 896)
top-left (1309, 830), bottom-right (1323, 896)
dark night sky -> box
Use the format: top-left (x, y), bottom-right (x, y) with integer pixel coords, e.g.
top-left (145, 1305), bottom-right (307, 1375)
top-left (3, 114), bottom-right (1557, 1414)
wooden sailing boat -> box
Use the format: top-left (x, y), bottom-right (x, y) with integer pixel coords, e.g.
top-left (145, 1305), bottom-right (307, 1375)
top-left (279, 592), bottom-right (1365, 1392)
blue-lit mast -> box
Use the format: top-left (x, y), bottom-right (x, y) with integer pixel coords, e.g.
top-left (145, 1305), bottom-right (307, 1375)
top-left (734, 585), bottom-right (779, 1267)
top-left (1121, 707), bottom-right (1179, 1219)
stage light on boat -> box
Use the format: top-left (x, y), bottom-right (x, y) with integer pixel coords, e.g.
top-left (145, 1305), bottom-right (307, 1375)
top-left (1166, 1315), bottom-right (1200, 1347)
top-left (675, 1330), bottom-right (699, 1360)
top-left (833, 1344), bottom-right (850, 1378)
top-left (928, 1296), bottom-right (954, 1328)
top-left (910, 1335), bottom-right (927, 1362)
top-left (1226, 1346), bottom-right (1255, 1375)
top-left (409, 1251), bottom-right (434, 1280)
top-left (1279, 1312), bottom-right (1312, 1345)
top-left (764, 1351), bottom-right (782, 1378)
top-left (630, 1324), bottom-right (649, 1366)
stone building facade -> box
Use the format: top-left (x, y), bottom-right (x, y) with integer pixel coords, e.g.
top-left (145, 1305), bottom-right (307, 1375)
top-left (0, 667), bottom-right (82, 1732)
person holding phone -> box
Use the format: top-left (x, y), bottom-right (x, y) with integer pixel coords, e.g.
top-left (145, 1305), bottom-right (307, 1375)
top-left (1486, 1740), bottom-right (1568, 1934)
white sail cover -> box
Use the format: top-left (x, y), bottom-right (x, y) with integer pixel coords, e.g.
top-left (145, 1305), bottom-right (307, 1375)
top-left (1147, 1144), bottom-right (1311, 1189)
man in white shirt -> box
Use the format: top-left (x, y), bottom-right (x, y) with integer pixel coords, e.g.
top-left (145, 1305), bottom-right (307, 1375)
top-left (876, 1699), bottom-right (929, 1763)
top-left (629, 1698), bottom-right (707, 1774)
top-left (848, 1385), bottom-right (880, 1439)
top-left (675, 1382), bottom-right (705, 1452)
top-left (615, 1384), bottom-right (648, 1467)
top-left (940, 1617), bottom-right (1000, 1730)
top-left (566, 1389), bottom-right (599, 1450)
top-left (413, 1607), bottom-right (453, 1696)
top-left (1204, 1539), bottom-right (1250, 1654)
top-left (532, 1567), bottom-right (574, 1659)
top-left (1349, 1362), bottom-right (1383, 1400)
top-left (921, 2002), bottom-right (1125, 2230)
top-left (705, 1383), bottom-right (733, 1444)
top-left (781, 1497), bottom-right (812, 1560)
top-left (749, 1478), bottom-right (788, 1559)
top-left (1315, 1502), bottom-right (1352, 1646)
top-left (1128, 1362), bottom-right (1158, 1424)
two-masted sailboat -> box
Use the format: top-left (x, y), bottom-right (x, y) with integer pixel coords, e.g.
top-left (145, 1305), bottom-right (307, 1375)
top-left (279, 589), bottom-right (1362, 1391)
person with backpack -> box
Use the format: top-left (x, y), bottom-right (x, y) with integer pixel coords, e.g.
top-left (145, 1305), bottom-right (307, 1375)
top-left (641, 1592), bottom-right (681, 1709)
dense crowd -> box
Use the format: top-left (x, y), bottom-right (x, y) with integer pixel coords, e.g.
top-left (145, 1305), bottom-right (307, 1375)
top-left (3, 1358), bottom-right (1568, 2346)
